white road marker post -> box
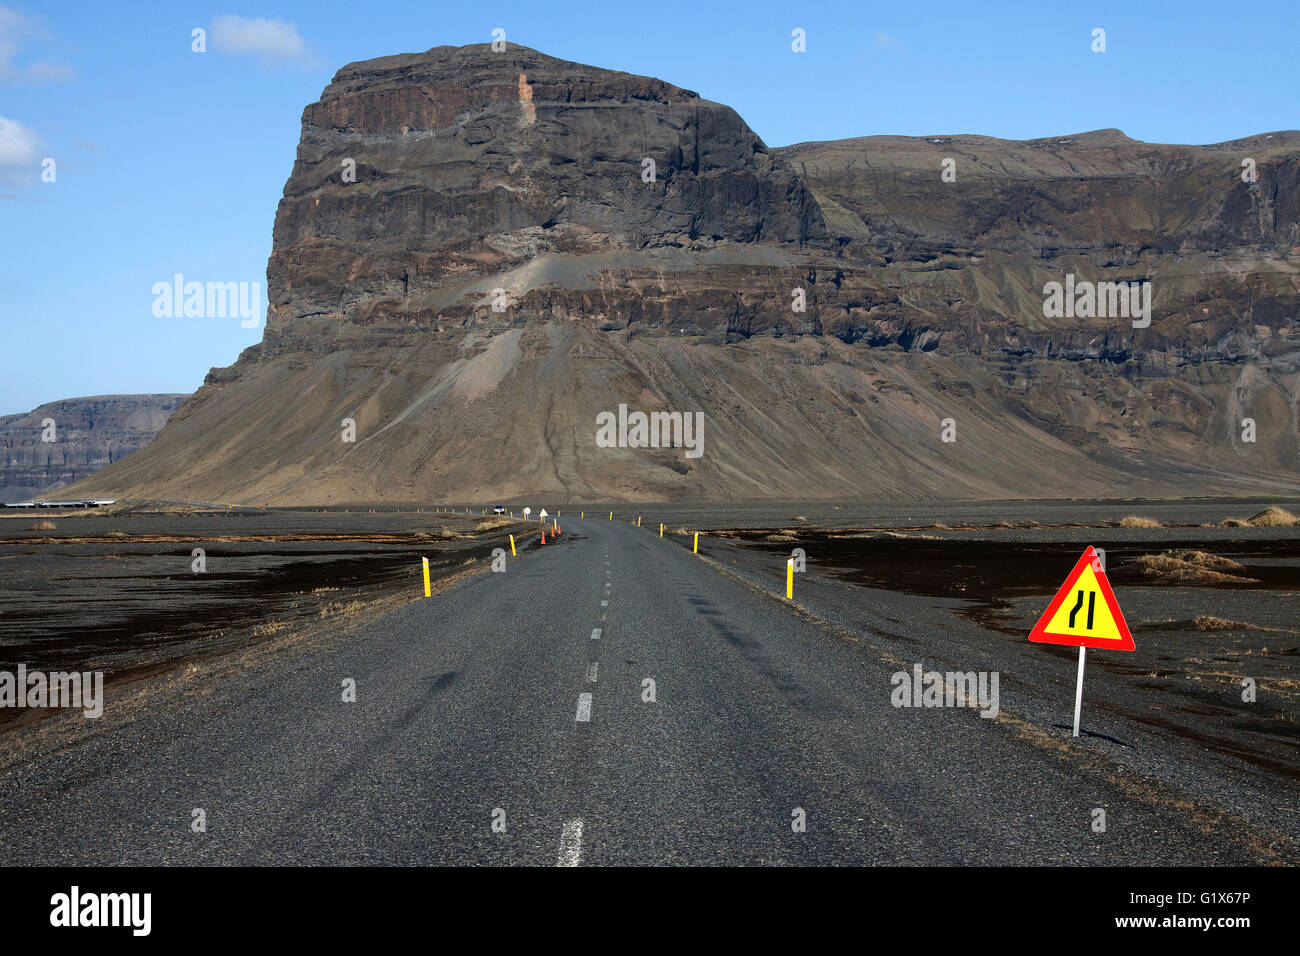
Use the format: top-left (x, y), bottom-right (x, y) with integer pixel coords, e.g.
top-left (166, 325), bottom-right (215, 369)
top-left (1073, 646), bottom-right (1087, 737)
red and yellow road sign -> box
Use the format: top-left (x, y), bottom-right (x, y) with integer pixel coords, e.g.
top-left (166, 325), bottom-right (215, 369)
top-left (1028, 546), bottom-right (1134, 651)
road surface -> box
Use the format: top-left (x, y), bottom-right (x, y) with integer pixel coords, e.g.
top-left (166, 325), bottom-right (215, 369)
top-left (0, 518), bottom-right (1277, 864)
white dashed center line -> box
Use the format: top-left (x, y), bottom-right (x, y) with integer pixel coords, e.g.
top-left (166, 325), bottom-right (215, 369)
top-left (575, 692), bottom-right (593, 722)
top-left (590, 627), bottom-right (601, 640)
top-left (557, 818), bottom-right (584, 866)
top-left (600, 600), bottom-right (608, 607)
top-left (587, 663), bottom-right (598, 682)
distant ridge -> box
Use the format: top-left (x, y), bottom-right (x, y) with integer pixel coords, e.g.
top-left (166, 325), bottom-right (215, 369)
top-left (1, 395), bottom-right (184, 500)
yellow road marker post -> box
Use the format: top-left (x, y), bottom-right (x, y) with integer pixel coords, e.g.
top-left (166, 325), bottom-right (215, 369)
top-left (786, 558), bottom-right (794, 600)
top-left (693, 532), bottom-right (699, 554)
top-left (422, 557), bottom-right (431, 598)
top-left (659, 523), bottom-right (664, 537)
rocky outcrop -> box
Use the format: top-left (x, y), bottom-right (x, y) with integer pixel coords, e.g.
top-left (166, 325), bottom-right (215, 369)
top-left (0, 395), bottom-right (184, 500)
top-left (66, 45), bottom-right (1300, 504)
top-left (777, 129), bottom-right (1300, 357)
top-left (260, 44), bottom-right (824, 358)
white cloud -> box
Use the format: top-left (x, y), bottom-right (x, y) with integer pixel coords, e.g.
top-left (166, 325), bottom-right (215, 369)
top-left (0, 115), bottom-right (41, 185)
top-left (0, 6), bottom-right (74, 84)
top-left (0, 115), bottom-right (39, 165)
top-left (868, 32), bottom-right (906, 54)
top-left (25, 58), bottom-right (75, 82)
top-left (210, 15), bottom-right (310, 63)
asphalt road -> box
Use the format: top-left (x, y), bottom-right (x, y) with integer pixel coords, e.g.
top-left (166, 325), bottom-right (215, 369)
top-left (0, 517), bottom-right (1279, 864)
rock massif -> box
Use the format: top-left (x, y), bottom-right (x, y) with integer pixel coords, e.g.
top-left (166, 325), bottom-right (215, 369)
top-left (1, 395), bottom-right (184, 500)
top-left (69, 44), bottom-right (1300, 503)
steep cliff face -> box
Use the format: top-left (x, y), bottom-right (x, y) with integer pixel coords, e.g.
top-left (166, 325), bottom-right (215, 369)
top-left (777, 130), bottom-right (1300, 357)
top-left (0, 395), bottom-right (184, 500)
top-left (260, 43), bottom-right (824, 358)
top-left (68, 45), bottom-right (1300, 504)
top-left (781, 129), bottom-right (1300, 254)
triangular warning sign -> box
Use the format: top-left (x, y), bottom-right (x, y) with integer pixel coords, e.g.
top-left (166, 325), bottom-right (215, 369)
top-left (1028, 546), bottom-right (1135, 651)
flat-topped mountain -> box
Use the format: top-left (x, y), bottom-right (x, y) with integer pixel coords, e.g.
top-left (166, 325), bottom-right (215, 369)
top-left (67, 45), bottom-right (1300, 503)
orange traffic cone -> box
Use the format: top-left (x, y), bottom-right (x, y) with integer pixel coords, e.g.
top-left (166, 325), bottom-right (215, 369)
top-left (541, 530), bottom-right (547, 544)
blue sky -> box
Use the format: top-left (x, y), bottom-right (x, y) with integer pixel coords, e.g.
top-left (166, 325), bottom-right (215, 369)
top-left (2, 0), bottom-right (1296, 412)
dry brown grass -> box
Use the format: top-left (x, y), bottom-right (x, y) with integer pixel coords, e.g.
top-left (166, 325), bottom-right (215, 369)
top-left (1246, 506), bottom-right (1298, 527)
top-left (473, 518), bottom-right (513, 532)
top-left (318, 600), bottom-right (365, 618)
top-left (1217, 506), bottom-right (1298, 528)
top-left (1120, 515), bottom-right (1161, 528)
top-left (1137, 550), bottom-right (1258, 585)
top-left (1162, 550), bottom-right (1246, 571)
top-left (1192, 616), bottom-right (1256, 631)
top-left (30, 520), bottom-right (56, 531)
top-left (764, 533), bottom-right (798, 542)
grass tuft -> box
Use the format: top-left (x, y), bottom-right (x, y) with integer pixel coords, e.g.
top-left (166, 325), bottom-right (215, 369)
top-left (1119, 515), bottom-right (1161, 528)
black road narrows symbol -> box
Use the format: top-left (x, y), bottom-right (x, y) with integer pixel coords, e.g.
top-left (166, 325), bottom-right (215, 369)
top-left (1068, 589), bottom-right (1096, 630)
